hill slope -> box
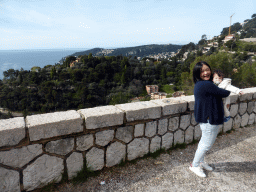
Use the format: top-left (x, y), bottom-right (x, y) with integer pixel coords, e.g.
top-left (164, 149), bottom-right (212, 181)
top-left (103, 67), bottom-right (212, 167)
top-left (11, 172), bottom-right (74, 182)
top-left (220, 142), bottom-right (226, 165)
top-left (70, 44), bottom-right (183, 58)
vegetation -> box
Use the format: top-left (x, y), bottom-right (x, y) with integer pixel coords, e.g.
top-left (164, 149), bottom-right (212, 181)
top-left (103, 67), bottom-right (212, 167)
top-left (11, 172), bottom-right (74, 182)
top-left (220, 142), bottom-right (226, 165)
top-left (0, 54), bottom-right (183, 115)
top-left (1, 14), bottom-right (256, 118)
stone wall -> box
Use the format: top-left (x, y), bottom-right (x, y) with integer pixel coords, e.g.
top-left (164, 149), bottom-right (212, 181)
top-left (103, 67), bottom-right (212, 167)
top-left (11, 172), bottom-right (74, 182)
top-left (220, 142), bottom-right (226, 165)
top-left (1, 88), bottom-right (256, 191)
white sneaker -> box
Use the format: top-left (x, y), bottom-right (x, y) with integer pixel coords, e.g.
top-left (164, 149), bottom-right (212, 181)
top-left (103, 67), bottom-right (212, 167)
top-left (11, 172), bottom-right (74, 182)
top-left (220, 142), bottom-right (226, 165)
top-left (200, 162), bottom-right (213, 171)
top-left (189, 165), bottom-right (206, 177)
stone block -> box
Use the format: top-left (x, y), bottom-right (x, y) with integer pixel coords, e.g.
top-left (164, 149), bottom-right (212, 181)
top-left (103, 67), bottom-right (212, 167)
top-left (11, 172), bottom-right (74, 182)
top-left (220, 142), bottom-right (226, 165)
top-left (45, 138), bottom-right (74, 156)
top-left (96, 130), bottom-right (114, 146)
top-left (239, 91), bottom-right (253, 101)
top-left (23, 154), bottom-right (64, 191)
top-left (145, 121), bottom-right (157, 137)
top-left (150, 136), bottom-right (161, 153)
top-left (247, 88), bottom-right (256, 99)
top-left (134, 124), bottom-right (144, 137)
top-left (241, 113), bottom-right (249, 127)
top-left (27, 110), bottom-right (83, 141)
top-left (76, 134), bottom-right (94, 151)
top-left (152, 98), bottom-right (187, 116)
top-left (229, 93), bottom-right (238, 104)
top-left (244, 88), bottom-right (256, 99)
top-left (106, 141), bottom-right (126, 167)
top-left (248, 113), bottom-right (255, 125)
top-left (191, 113), bottom-right (198, 126)
top-left (168, 116), bottom-right (179, 131)
top-left (161, 132), bottom-right (173, 150)
top-left (116, 101), bottom-right (161, 122)
top-left (223, 118), bottom-right (233, 133)
top-left (230, 104), bottom-right (238, 117)
top-left (180, 114), bottom-right (191, 130)
top-left (66, 152), bottom-right (83, 179)
top-left (183, 95), bottom-right (195, 111)
top-left (174, 129), bottom-right (184, 145)
top-left (0, 144), bottom-right (42, 168)
top-left (158, 118), bottom-right (168, 135)
top-left (0, 167), bottom-right (20, 192)
top-left (167, 95), bottom-right (195, 110)
top-left (127, 138), bottom-right (149, 161)
top-left (185, 126), bottom-right (194, 144)
top-left (116, 126), bottom-right (133, 143)
top-left (86, 147), bottom-right (104, 171)
top-left (233, 115), bottom-right (242, 129)
top-left (239, 103), bottom-right (247, 116)
top-left (78, 106), bottom-right (124, 129)
top-left (194, 124), bottom-right (201, 140)
top-left (248, 101), bottom-right (255, 114)
top-left (254, 101), bottom-right (256, 113)
top-left (0, 117), bottom-right (25, 147)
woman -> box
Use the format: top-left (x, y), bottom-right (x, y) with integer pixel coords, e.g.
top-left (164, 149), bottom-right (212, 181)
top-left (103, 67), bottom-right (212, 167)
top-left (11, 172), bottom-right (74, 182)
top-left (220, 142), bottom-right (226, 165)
top-left (190, 61), bottom-right (230, 177)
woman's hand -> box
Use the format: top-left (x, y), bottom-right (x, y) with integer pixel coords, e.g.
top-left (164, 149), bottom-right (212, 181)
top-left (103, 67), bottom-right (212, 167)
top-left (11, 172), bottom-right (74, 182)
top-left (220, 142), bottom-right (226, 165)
top-left (239, 91), bottom-right (244, 95)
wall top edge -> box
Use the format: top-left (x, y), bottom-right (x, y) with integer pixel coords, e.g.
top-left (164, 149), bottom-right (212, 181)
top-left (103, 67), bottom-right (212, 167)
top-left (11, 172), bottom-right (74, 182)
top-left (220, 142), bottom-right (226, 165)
top-left (115, 100), bottom-right (161, 111)
top-left (0, 87), bottom-right (255, 131)
top-left (0, 117), bottom-right (25, 131)
top-left (78, 105), bottom-right (124, 118)
top-left (26, 110), bottom-right (81, 127)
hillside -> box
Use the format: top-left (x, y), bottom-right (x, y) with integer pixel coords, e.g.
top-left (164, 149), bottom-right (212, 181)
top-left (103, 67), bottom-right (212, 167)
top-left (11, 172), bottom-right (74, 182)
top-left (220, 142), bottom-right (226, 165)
top-left (1, 14), bottom-right (256, 118)
top-left (70, 44), bottom-right (183, 58)
top-left (221, 14), bottom-right (256, 38)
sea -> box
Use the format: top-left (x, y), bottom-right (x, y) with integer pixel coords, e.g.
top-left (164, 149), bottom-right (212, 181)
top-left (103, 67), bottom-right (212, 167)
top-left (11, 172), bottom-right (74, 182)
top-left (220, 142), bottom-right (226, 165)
top-left (0, 49), bottom-right (87, 80)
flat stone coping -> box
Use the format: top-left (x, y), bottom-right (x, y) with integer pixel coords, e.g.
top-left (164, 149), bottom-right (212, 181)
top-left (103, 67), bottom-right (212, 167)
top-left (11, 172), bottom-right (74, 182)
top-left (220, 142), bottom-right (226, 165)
top-left (78, 106), bottom-right (124, 129)
top-left (26, 110), bottom-right (81, 127)
top-left (0, 117), bottom-right (25, 147)
top-left (27, 110), bottom-right (83, 141)
top-left (152, 98), bottom-right (187, 115)
top-left (0, 117), bottom-right (25, 131)
top-left (116, 101), bottom-right (161, 122)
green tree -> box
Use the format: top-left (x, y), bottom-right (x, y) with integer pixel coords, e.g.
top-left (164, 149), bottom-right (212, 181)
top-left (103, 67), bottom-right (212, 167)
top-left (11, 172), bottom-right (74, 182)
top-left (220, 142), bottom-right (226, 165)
top-left (50, 66), bottom-right (57, 79)
top-left (181, 72), bottom-right (193, 95)
top-left (88, 53), bottom-right (93, 60)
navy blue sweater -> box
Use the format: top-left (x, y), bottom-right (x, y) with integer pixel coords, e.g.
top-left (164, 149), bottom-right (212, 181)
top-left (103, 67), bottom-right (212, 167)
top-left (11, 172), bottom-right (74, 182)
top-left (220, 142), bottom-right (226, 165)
top-left (194, 80), bottom-right (230, 125)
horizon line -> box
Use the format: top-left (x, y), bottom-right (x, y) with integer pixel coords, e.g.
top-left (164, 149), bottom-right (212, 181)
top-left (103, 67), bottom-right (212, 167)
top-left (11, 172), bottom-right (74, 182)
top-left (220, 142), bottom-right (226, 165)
top-left (0, 41), bottom-right (194, 51)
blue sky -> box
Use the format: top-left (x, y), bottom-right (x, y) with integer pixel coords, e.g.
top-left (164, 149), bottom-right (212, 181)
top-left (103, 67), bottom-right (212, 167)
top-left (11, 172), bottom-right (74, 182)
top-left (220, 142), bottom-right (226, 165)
top-left (0, 0), bottom-right (255, 50)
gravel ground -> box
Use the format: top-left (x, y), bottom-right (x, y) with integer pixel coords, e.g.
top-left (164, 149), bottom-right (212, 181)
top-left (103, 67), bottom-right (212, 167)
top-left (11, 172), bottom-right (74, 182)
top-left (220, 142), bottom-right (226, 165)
top-left (51, 125), bottom-right (256, 192)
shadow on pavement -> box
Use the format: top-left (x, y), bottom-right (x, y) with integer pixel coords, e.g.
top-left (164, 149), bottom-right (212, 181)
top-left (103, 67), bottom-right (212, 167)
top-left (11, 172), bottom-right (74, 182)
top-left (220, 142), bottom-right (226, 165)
top-left (212, 161), bottom-right (256, 172)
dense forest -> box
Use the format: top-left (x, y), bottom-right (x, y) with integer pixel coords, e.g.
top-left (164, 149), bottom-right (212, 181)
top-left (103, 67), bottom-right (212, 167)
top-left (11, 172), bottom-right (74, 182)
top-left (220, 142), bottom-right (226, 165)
top-left (1, 14), bottom-right (256, 119)
top-left (0, 54), bottom-right (185, 116)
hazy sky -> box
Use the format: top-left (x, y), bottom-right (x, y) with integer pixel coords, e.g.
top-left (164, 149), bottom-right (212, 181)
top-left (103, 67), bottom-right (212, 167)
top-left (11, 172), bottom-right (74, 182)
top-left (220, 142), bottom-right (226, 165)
top-left (0, 0), bottom-right (255, 50)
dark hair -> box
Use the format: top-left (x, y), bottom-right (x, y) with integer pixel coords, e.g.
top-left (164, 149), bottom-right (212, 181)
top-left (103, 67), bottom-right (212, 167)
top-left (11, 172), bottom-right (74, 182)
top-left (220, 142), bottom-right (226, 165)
top-left (193, 61), bottom-right (213, 83)
top-left (212, 69), bottom-right (224, 79)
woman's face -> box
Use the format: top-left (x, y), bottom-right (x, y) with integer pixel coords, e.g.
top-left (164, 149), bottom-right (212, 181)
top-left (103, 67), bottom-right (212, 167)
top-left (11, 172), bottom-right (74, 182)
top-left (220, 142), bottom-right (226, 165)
top-left (200, 64), bottom-right (211, 81)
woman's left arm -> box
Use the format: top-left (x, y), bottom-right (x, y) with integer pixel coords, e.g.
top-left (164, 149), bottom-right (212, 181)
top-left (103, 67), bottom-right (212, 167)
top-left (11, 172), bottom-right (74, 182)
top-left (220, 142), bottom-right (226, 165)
top-left (206, 82), bottom-right (230, 98)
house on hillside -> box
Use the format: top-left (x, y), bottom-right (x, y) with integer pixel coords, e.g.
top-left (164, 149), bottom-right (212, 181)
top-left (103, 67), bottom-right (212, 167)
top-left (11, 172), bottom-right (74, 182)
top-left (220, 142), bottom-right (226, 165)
top-left (223, 34), bottom-right (236, 43)
top-left (202, 47), bottom-right (211, 54)
top-left (146, 85), bottom-right (158, 95)
top-left (70, 61), bottom-right (75, 67)
top-left (151, 92), bottom-right (167, 100)
top-left (207, 42), bottom-right (218, 47)
top-left (172, 91), bottom-right (185, 97)
top-left (145, 85), bottom-right (168, 100)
